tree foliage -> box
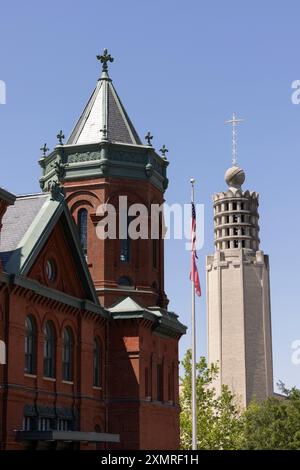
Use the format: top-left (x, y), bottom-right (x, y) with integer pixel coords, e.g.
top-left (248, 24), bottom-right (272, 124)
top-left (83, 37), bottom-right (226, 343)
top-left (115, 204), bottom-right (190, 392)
top-left (180, 349), bottom-right (300, 450)
top-left (241, 385), bottom-right (300, 450)
top-left (180, 349), bottom-right (243, 449)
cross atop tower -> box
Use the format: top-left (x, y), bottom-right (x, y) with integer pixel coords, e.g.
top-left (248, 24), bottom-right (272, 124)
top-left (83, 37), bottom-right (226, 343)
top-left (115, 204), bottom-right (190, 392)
top-left (225, 113), bottom-right (244, 166)
top-left (97, 48), bottom-right (114, 73)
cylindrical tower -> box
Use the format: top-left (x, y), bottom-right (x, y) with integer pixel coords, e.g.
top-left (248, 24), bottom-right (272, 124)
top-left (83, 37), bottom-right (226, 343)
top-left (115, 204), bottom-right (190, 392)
top-left (213, 165), bottom-right (260, 251)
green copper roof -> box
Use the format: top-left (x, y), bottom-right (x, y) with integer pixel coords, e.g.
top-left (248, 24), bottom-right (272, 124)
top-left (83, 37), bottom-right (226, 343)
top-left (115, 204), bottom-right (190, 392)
top-left (109, 296), bottom-right (146, 313)
top-left (108, 296), bottom-right (186, 338)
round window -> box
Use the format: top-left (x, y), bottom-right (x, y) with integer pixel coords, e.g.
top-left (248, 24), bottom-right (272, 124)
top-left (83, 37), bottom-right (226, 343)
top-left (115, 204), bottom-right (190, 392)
top-left (45, 259), bottom-right (57, 282)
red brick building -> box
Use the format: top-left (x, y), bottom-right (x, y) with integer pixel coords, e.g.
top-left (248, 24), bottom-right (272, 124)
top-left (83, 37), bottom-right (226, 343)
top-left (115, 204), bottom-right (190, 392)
top-left (0, 51), bottom-right (186, 450)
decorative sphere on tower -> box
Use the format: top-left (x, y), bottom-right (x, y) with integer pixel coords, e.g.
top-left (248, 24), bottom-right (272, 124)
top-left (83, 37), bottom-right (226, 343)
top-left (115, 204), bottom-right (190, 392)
top-left (225, 165), bottom-right (245, 189)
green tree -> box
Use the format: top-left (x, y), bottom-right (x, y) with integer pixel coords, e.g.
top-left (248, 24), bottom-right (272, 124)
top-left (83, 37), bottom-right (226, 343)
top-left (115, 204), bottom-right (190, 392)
top-left (241, 385), bottom-right (300, 450)
top-left (180, 349), bottom-right (243, 450)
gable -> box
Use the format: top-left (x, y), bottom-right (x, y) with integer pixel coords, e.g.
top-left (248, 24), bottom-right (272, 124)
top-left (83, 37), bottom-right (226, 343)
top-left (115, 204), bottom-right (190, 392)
top-left (0, 191), bottom-right (98, 304)
top-left (27, 216), bottom-right (88, 299)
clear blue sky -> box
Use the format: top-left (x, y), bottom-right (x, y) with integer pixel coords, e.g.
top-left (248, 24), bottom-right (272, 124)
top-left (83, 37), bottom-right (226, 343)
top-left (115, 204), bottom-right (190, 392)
top-left (1, 1), bottom-right (300, 390)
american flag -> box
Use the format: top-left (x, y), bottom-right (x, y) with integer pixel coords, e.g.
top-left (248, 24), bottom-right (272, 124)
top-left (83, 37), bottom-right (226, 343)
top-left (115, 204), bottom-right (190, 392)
top-left (190, 202), bottom-right (201, 297)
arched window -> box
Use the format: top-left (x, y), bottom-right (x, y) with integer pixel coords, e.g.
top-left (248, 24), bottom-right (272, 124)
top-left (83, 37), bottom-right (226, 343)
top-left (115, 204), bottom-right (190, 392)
top-left (120, 213), bottom-right (132, 263)
top-left (118, 276), bottom-right (133, 287)
top-left (62, 327), bottom-right (73, 382)
top-left (78, 208), bottom-right (88, 256)
top-left (25, 316), bottom-right (37, 374)
top-left (44, 321), bottom-right (56, 378)
top-left (93, 338), bottom-right (101, 387)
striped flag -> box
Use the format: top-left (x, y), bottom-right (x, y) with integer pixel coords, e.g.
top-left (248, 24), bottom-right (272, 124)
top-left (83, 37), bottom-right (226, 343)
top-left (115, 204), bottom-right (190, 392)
top-left (190, 202), bottom-right (201, 297)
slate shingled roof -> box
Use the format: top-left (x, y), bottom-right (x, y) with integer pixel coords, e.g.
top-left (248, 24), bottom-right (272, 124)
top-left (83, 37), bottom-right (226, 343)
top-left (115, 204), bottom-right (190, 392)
top-left (67, 70), bottom-right (142, 146)
top-left (0, 193), bottom-right (48, 268)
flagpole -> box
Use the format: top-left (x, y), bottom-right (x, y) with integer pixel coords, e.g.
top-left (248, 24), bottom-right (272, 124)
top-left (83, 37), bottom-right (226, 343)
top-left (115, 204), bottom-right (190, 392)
top-left (190, 178), bottom-right (197, 450)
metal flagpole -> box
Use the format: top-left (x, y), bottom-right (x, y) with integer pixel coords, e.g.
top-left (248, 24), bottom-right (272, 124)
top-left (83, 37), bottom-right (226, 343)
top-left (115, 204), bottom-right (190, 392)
top-left (190, 178), bottom-right (197, 450)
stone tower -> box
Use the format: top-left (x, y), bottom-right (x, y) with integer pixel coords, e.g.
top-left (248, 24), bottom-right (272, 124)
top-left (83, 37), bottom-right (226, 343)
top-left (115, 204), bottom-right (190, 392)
top-left (206, 164), bottom-right (274, 407)
top-left (39, 51), bottom-right (186, 449)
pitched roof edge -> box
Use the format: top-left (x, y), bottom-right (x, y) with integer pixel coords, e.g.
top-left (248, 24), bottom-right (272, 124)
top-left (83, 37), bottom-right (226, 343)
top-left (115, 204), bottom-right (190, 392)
top-left (0, 187), bottom-right (16, 205)
top-left (3, 273), bottom-right (107, 318)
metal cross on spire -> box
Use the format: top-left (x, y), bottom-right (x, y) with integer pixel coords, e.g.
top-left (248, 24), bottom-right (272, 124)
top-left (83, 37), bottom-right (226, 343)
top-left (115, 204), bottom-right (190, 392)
top-left (225, 113), bottom-right (244, 166)
top-left (96, 48), bottom-right (114, 72)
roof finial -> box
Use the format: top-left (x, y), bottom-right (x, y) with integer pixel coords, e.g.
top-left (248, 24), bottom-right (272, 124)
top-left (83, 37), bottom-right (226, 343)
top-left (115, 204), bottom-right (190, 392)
top-left (145, 131), bottom-right (153, 146)
top-left (96, 48), bottom-right (114, 73)
top-left (159, 144), bottom-right (169, 159)
top-left (100, 125), bottom-right (108, 141)
top-left (56, 130), bottom-right (65, 145)
top-left (40, 143), bottom-right (49, 157)
top-left (225, 113), bottom-right (244, 166)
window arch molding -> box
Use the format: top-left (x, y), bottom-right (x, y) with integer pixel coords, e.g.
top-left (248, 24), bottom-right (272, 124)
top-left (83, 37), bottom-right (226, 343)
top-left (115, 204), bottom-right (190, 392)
top-left (68, 194), bottom-right (98, 213)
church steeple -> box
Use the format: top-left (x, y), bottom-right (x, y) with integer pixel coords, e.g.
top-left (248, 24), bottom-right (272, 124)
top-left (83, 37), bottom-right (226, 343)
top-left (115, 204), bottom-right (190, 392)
top-left (67, 49), bottom-right (142, 146)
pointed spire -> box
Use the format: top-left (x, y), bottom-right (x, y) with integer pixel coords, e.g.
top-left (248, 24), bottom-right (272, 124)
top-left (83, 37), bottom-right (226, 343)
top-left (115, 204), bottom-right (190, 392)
top-left (67, 52), bottom-right (142, 146)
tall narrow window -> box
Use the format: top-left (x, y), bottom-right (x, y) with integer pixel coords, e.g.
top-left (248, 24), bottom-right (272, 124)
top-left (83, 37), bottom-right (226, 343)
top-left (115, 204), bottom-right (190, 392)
top-left (78, 208), bottom-right (88, 256)
top-left (145, 367), bottom-right (150, 397)
top-left (62, 327), bottom-right (73, 382)
top-left (120, 214), bottom-right (133, 263)
top-left (157, 363), bottom-right (164, 402)
top-left (93, 338), bottom-right (101, 387)
top-left (44, 322), bottom-right (56, 378)
top-left (168, 366), bottom-right (174, 402)
top-left (25, 316), bottom-right (37, 374)
top-left (152, 239), bottom-right (158, 269)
